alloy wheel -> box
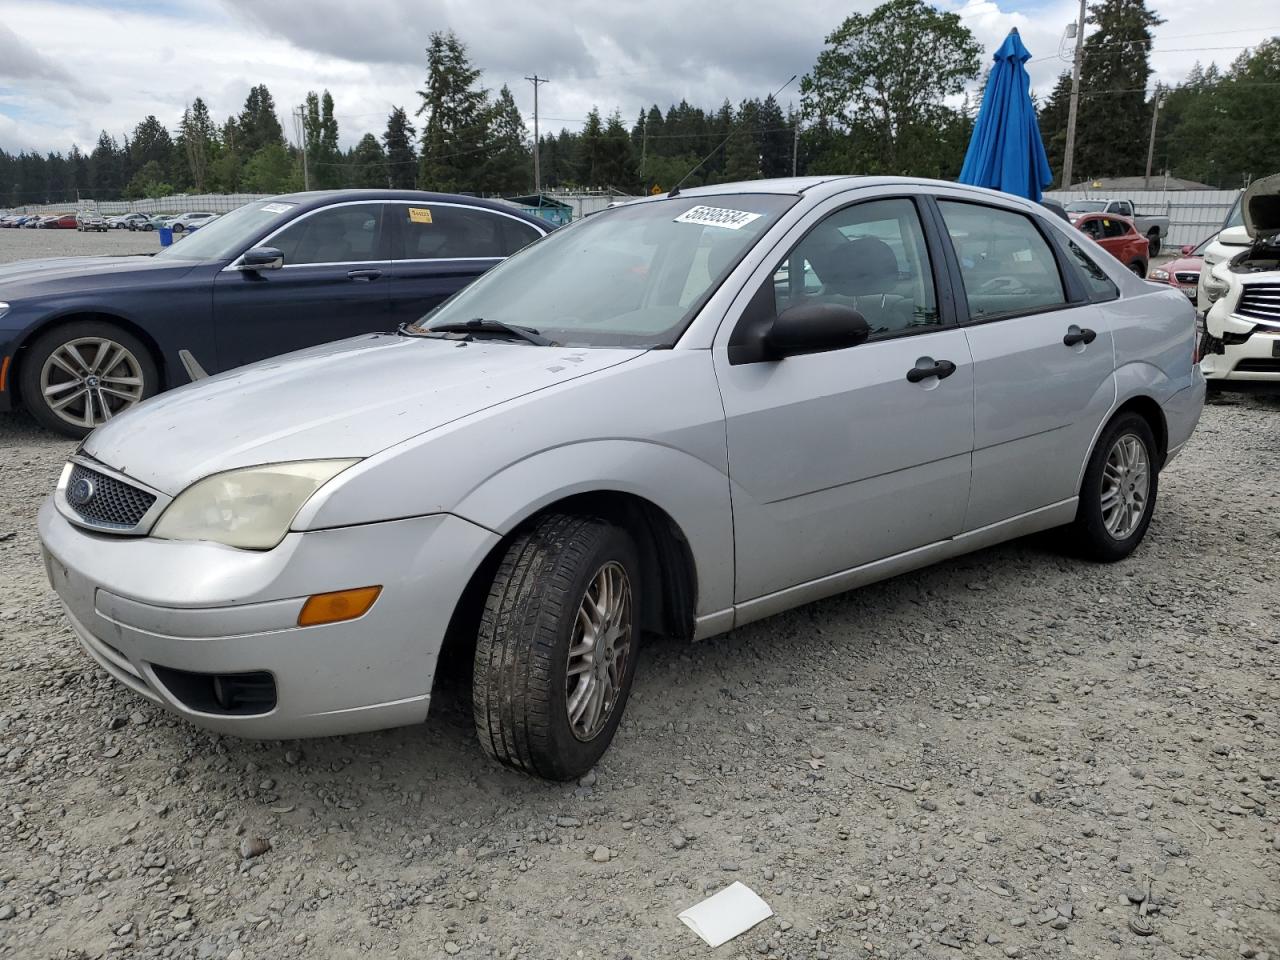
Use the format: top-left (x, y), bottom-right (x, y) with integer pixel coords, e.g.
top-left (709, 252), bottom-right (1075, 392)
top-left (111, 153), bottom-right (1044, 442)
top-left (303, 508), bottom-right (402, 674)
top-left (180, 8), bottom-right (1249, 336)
top-left (565, 560), bottom-right (633, 741)
top-left (39, 336), bottom-right (145, 430)
top-left (1100, 433), bottom-right (1150, 540)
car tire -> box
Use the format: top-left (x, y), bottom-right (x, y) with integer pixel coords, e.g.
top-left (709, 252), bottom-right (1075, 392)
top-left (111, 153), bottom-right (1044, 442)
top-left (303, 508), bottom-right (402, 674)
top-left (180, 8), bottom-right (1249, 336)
top-left (1147, 231), bottom-right (1161, 257)
top-left (1129, 261), bottom-right (1146, 278)
top-left (18, 321), bottom-right (159, 439)
top-left (172, 223), bottom-right (184, 233)
top-left (1068, 412), bottom-right (1159, 562)
top-left (473, 514), bottom-right (642, 781)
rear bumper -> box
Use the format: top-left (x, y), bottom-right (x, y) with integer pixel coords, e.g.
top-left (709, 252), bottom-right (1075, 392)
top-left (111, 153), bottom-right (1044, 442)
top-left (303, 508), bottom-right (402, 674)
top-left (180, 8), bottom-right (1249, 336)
top-left (37, 499), bottom-right (499, 739)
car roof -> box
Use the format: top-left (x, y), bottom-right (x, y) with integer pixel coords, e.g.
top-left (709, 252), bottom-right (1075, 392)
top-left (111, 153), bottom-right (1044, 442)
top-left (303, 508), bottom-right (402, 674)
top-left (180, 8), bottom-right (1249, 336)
top-left (265, 189), bottom-right (550, 228)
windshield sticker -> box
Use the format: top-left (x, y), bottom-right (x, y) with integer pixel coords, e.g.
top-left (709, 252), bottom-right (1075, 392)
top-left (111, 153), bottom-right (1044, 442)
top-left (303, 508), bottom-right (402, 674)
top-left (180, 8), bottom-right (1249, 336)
top-left (674, 205), bottom-right (762, 230)
top-left (261, 202), bottom-right (294, 214)
top-left (408, 207), bottom-right (433, 224)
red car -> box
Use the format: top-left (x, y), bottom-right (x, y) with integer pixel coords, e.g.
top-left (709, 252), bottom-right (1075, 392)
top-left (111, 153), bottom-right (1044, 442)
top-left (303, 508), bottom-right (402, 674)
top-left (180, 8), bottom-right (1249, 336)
top-left (1070, 212), bottom-right (1149, 277)
top-left (41, 214), bottom-right (77, 229)
top-left (1147, 235), bottom-right (1210, 300)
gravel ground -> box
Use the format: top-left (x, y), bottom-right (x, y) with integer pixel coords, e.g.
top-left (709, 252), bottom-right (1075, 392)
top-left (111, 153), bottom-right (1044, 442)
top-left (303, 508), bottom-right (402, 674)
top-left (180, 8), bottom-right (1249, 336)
top-left (0, 237), bottom-right (1276, 960)
top-left (0, 227), bottom-right (160, 262)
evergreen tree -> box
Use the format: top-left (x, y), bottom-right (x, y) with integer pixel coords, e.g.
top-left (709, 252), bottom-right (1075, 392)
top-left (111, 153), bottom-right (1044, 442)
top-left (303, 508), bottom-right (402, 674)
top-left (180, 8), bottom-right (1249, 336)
top-left (1037, 73), bottom-right (1073, 186)
top-left (724, 100), bottom-right (761, 182)
top-left (382, 106), bottom-right (417, 189)
top-left (303, 89), bottom-right (342, 188)
top-left (238, 84), bottom-right (286, 155)
top-left (87, 131), bottom-right (123, 198)
top-left (1074, 0), bottom-right (1163, 179)
top-left (416, 30), bottom-right (490, 191)
top-left (347, 134), bottom-right (388, 188)
top-left (178, 98), bottom-right (218, 191)
top-left (576, 108), bottom-right (606, 185)
top-left (478, 84), bottom-right (529, 194)
top-left (129, 115), bottom-right (175, 184)
top-left (757, 95), bottom-right (790, 178)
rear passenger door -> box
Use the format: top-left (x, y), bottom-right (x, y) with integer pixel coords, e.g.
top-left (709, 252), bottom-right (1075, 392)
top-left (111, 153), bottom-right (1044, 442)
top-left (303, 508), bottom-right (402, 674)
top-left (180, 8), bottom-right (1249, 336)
top-left (382, 202), bottom-right (544, 326)
top-left (931, 196), bottom-right (1117, 529)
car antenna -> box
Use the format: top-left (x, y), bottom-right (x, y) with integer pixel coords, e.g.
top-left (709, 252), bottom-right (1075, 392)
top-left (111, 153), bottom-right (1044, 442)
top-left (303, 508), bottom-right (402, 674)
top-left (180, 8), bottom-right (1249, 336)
top-left (669, 73), bottom-right (798, 198)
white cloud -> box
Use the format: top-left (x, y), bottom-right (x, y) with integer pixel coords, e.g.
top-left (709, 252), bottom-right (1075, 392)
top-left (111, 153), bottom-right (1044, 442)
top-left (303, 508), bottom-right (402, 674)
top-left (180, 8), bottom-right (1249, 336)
top-left (0, 0), bottom-right (1275, 155)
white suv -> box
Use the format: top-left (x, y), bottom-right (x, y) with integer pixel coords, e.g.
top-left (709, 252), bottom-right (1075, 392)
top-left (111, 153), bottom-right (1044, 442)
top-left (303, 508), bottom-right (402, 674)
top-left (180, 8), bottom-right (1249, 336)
top-left (1200, 173), bottom-right (1280, 388)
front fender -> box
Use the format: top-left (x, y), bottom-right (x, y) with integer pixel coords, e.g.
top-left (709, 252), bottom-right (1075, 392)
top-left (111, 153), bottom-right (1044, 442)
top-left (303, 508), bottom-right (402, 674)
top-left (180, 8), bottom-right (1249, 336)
top-left (451, 440), bottom-right (734, 621)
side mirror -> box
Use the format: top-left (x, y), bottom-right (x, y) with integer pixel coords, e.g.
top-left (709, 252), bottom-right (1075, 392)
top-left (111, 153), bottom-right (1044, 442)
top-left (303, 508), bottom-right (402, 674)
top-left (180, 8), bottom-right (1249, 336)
top-left (241, 246), bottom-right (283, 271)
top-left (1179, 244), bottom-right (1195, 256)
top-left (764, 302), bottom-right (870, 359)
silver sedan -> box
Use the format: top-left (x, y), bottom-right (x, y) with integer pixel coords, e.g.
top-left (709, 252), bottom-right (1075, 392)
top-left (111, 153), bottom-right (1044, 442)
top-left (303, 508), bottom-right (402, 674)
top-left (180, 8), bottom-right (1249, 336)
top-left (38, 176), bottom-right (1204, 780)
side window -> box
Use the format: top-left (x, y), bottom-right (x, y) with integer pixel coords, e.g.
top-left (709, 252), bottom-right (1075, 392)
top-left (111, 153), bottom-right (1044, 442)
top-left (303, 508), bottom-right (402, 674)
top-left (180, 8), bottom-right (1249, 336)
top-left (1064, 239), bottom-right (1119, 302)
top-left (1102, 218), bottom-right (1128, 239)
top-left (271, 205), bottom-right (381, 265)
top-left (769, 198), bottom-right (940, 339)
top-left (394, 204), bottom-right (540, 260)
top-left (937, 200), bottom-right (1066, 319)
top-left (1078, 218), bottom-right (1104, 241)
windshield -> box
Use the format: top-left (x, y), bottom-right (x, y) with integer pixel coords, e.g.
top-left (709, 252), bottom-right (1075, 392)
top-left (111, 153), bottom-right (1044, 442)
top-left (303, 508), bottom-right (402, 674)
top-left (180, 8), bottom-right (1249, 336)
top-left (1223, 196), bottom-right (1243, 229)
top-left (154, 200), bottom-right (296, 262)
top-left (410, 193), bottom-right (796, 348)
top-left (1065, 200), bottom-right (1106, 213)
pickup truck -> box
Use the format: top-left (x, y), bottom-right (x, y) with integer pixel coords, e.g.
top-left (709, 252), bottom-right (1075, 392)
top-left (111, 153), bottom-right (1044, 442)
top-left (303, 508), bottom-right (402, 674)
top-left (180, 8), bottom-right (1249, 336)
top-left (1064, 198), bottom-right (1169, 255)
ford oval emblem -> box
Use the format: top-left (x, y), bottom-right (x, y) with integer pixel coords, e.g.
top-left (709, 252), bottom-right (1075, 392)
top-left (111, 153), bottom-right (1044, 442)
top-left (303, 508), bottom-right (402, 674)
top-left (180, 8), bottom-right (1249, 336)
top-left (68, 476), bottom-right (95, 507)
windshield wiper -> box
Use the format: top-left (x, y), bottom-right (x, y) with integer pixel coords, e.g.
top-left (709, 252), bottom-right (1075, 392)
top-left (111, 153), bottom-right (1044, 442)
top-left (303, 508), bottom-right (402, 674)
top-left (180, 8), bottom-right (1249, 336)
top-left (416, 318), bottom-right (554, 346)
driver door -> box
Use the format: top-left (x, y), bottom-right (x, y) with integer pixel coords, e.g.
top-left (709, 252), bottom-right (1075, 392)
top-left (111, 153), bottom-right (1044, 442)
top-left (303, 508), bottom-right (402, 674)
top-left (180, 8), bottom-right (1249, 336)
top-left (714, 195), bottom-right (975, 603)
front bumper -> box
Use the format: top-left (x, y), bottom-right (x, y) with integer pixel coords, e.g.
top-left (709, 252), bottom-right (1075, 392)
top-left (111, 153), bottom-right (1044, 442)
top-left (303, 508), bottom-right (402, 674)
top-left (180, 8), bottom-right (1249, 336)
top-left (1199, 318), bottom-right (1280, 383)
top-left (38, 499), bottom-right (499, 739)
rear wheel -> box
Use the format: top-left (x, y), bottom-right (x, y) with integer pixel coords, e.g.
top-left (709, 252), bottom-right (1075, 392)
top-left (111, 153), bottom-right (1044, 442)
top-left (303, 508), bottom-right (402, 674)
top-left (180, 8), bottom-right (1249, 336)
top-left (18, 321), bottom-right (158, 438)
top-left (1129, 261), bottom-right (1146, 278)
top-left (473, 514), bottom-right (641, 780)
top-left (1068, 412), bottom-right (1158, 561)
top-left (1146, 231), bottom-right (1161, 257)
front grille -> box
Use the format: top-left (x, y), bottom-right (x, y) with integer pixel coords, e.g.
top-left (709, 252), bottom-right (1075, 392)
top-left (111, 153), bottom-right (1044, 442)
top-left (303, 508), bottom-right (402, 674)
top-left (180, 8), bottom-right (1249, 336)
top-left (1237, 283), bottom-right (1280, 324)
top-left (1174, 271), bottom-right (1199, 284)
top-left (65, 463), bottom-right (156, 529)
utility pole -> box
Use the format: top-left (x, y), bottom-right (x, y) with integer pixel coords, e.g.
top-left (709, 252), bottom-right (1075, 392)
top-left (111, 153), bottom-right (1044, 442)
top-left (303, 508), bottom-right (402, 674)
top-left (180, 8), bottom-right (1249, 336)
top-left (1061, 0), bottom-right (1087, 190)
top-left (791, 111), bottom-right (800, 177)
top-left (525, 75), bottom-right (549, 194)
top-left (1144, 88), bottom-right (1165, 189)
top-left (640, 114), bottom-right (647, 184)
top-left (293, 106), bottom-right (310, 191)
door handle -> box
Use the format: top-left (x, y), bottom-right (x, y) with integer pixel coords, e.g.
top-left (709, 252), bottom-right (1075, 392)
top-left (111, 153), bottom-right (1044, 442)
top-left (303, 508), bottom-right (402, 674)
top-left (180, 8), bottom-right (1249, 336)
top-left (347, 269), bottom-right (382, 282)
top-left (906, 359), bottom-right (956, 383)
top-left (1063, 327), bottom-right (1097, 346)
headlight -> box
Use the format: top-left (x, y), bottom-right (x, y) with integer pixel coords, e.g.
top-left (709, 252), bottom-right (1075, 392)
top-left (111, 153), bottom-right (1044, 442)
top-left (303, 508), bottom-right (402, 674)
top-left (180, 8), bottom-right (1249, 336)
top-left (152, 459), bottom-right (358, 549)
top-left (1203, 274), bottom-right (1230, 304)
top-left (1149, 269), bottom-right (1169, 281)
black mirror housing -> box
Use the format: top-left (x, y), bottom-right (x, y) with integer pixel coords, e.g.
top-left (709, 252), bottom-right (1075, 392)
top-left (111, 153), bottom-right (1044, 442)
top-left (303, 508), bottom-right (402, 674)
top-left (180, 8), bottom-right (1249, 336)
top-left (764, 302), bottom-right (871, 359)
top-left (241, 246), bottom-right (284, 271)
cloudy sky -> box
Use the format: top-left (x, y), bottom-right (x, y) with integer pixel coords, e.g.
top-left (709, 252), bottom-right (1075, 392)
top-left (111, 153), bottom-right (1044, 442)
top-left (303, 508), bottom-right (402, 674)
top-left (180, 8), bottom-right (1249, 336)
top-left (0, 0), bottom-right (1276, 155)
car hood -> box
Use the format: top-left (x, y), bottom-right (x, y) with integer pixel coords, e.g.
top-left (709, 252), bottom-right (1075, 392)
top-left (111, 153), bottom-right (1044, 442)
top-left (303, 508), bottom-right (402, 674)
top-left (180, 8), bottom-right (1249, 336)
top-left (1242, 172), bottom-right (1280, 239)
top-left (1163, 255), bottom-right (1202, 274)
top-left (83, 333), bottom-right (642, 495)
top-left (0, 255), bottom-right (196, 296)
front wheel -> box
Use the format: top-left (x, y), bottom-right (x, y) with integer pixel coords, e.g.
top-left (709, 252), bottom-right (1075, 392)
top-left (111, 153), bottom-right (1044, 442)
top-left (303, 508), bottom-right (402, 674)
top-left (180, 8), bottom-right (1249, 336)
top-left (1130, 261), bottom-right (1146, 278)
top-left (473, 514), bottom-right (641, 780)
top-left (18, 321), bottom-right (158, 438)
top-left (1068, 412), bottom-right (1159, 561)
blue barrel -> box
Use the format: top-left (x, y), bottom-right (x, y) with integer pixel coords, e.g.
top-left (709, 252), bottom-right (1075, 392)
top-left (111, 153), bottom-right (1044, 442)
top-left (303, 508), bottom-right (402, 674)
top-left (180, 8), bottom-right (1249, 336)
top-left (158, 226), bottom-right (173, 247)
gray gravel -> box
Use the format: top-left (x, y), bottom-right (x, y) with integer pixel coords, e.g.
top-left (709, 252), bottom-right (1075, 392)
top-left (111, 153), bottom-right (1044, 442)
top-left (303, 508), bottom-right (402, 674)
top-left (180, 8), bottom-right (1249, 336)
top-left (0, 226), bottom-right (159, 262)
top-left (0, 236), bottom-right (1277, 958)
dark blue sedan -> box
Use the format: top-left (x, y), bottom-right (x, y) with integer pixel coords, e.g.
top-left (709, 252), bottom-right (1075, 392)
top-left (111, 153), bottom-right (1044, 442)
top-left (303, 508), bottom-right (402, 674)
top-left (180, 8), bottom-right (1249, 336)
top-left (0, 190), bottom-right (551, 436)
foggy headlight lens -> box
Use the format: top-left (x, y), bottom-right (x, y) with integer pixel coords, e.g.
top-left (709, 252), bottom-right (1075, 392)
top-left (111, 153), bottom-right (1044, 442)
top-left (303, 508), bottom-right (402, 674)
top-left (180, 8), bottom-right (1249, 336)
top-left (152, 459), bottom-right (358, 549)
top-left (1203, 276), bottom-right (1229, 304)
top-left (1149, 269), bottom-right (1169, 281)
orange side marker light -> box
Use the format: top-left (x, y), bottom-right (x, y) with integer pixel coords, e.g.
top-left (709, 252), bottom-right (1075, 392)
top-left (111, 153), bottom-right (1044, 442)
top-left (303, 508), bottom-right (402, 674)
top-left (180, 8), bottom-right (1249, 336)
top-left (297, 586), bottom-right (382, 627)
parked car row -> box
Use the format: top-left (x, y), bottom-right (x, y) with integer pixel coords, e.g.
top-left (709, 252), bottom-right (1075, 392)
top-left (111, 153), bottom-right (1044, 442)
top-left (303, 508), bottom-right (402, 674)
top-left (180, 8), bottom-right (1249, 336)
top-left (0, 211), bottom-right (222, 232)
top-left (30, 178), bottom-right (1204, 779)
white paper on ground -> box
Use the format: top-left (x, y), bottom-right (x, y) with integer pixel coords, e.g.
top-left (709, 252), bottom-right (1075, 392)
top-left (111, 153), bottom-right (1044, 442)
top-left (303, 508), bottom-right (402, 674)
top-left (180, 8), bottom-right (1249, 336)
top-left (677, 881), bottom-right (774, 947)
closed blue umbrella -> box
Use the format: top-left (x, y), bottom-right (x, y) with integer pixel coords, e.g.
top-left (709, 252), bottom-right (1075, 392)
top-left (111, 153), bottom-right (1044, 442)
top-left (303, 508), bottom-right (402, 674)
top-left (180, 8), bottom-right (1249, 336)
top-left (958, 28), bottom-right (1053, 201)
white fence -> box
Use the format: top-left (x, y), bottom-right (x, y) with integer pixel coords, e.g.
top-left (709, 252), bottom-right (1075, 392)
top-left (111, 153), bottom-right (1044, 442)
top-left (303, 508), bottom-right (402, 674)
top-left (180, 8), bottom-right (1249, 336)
top-left (11, 193), bottom-right (272, 216)
top-left (1044, 189), bottom-right (1240, 249)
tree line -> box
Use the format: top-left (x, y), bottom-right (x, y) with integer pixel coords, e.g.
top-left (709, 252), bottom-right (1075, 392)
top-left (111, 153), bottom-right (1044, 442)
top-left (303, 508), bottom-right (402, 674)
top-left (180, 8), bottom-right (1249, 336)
top-left (2, 0), bottom-right (1277, 208)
